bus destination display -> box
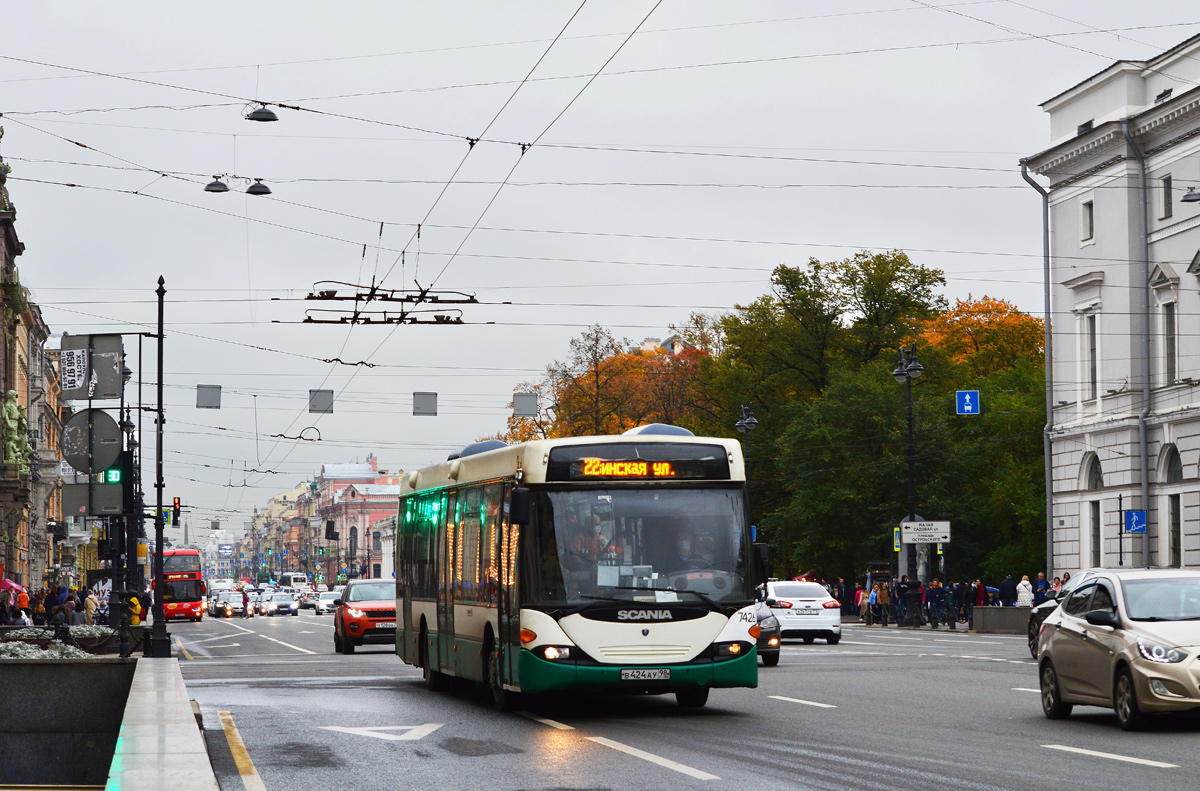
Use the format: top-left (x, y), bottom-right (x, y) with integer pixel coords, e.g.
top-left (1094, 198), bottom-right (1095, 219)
top-left (547, 443), bottom-right (731, 481)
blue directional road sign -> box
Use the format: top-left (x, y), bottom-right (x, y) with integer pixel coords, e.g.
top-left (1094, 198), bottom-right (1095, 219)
top-left (1125, 510), bottom-right (1147, 534)
top-left (956, 390), bottom-right (980, 415)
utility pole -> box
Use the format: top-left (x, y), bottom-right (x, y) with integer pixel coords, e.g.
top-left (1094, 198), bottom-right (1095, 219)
top-left (146, 276), bottom-right (172, 658)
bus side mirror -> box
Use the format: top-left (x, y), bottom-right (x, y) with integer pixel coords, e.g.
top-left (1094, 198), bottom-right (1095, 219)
top-left (753, 542), bottom-right (770, 585)
top-left (511, 488), bottom-right (532, 525)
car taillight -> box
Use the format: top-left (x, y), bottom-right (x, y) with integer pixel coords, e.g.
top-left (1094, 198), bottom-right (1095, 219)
top-left (774, 600), bottom-right (794, 608)
top-left (822, 600), bottom-right (840, 609)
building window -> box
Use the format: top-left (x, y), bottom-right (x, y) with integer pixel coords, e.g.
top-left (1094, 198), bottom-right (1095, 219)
top-left (1086, 455), bottom-right (1103, 490)
top-left (1087, 314), bottom-right (1098, 400)
top-left (1168, 494), bottom-right (1181, 568)
top-left (1161, 175), bottom-right (1174, 219)
top-left (1090, 500), bottom-right (1102, 567)
top-left (1081, 199), bottom-right (1095, 241)
top-left (373, 563), bottom-right (382, 578)
top-left (1165, 446), bottom-right (1183, 483)
top-left (349, 526), bottom-right (358, 557)
top-left (1163, 302), bottom-right (1177, 384)
top-left (373, 531), bottom-right (382, 552)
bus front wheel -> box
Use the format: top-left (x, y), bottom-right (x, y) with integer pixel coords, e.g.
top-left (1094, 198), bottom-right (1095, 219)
top-left (676, 687), bottom-right (709, 708)
top-left (421, 627), bottom-right (448, 692)
top-left (487, 647), bottom-right (519, 712)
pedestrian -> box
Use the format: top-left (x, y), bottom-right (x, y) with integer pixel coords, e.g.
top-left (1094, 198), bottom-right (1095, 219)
top-left (1051, 576), bottom-right (1062, 595)
top-left (32, 593), bottom-right (46, 626)
top-left (1061, 571), bottom-right (1071, 587)
top-left (16, 586), bottom-right (30, 618)
top-left (927, 579), bottom-right (945, 625)
top-left (1032, 572), bottom-right (1050, 605)
top-left (999, 574), bottom-right (1018, 607)
top-left (241, 587), bottom-right (250, 619)
top-left (83, 589), bottom-right (98, 625)
top-left (1016, 575), bottom-right (1034, 607)
top-left (128, 595), bottom-right (143, 626)
top-left (943, 583), bottom-right (956, 626)
top-left (859, 584), bottom-right (871, 622)
top-left (877, 581), bottom-right (891, 626)
top-left (974, 579), bottom-right (987, 608)
top-left (895, 575), bottom-right (911, 621)
top-left (852, 582), bottom-right (864, 614)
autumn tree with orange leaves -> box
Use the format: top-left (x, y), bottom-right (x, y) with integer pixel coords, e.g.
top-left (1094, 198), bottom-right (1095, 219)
top-left (918, 295), bottom-right (1043, 375)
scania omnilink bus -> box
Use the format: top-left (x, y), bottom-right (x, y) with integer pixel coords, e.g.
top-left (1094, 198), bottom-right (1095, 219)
top-left (395, 425), bottom-right (765, 710)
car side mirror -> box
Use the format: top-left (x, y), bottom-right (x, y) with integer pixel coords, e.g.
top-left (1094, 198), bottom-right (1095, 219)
top-left (1084, 609), bottom-right (1119, 628)
top-left (333, 599), bottom-right (343, 606)
top-left (765, 598), bottom-right (778, 608)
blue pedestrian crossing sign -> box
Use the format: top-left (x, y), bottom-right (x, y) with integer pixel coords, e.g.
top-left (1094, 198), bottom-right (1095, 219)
top-left (1125, 510), bottom-right (1147, 534)
top-left (956, 390), bottom-right (980, 415)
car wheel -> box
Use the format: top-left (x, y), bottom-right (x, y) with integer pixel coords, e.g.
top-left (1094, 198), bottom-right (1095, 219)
top-left (1114, 667), bottom-right (1146, 731)
top-left (676, 687), bottom-right (709, 708)
top-left (1028, 616), bottom-right (1040, 659)
top-left (827, 636), bottom-right (840, 645)
top-left (802, 636), bottom-right (815, 644)
top-left (761, 651), bottom-right (780, 667)
top-left (1040, 661), bottom-right (1072, 720)
top-left (334, 631), bottom-right (343, 652)
top-left (342, 638), bottom-right (355, 654)
top-left (292, 611), bottom-right (298, 616)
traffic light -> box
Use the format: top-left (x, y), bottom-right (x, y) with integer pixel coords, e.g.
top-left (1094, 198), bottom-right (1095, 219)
top-left (267, 548), bottom-right (273, 556)
top-left (172, 497), bottom-right (181, 526)
top-left (105, 468), bottom-right (121, 483)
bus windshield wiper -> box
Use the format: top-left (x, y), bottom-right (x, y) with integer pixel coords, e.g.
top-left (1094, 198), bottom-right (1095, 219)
top-left (606, 586), bottom-right (724, 612)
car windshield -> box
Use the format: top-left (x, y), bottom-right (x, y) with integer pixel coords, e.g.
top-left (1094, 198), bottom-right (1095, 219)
top-left (319, 593), bottom-right (338, 600)
top-left (524, 487), bottom-right (751, 604)
top-left (346, 582), bottom-right (393, 601)
top-left (770, 582), bottom-right (829, 599)
top-left (272, 594), bottom-right (292, 603)
top-left (1122, 578), bottom-right (1200, 621)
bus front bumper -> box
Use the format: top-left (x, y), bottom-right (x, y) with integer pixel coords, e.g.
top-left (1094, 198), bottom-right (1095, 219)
top-left (517, 647), bottom-right (757, 694)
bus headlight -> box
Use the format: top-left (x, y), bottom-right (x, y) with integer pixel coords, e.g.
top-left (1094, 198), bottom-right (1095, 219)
top-left (714, 641), bottom-right (752, 658)
top-left (540, 646), bottom-right (572, 661)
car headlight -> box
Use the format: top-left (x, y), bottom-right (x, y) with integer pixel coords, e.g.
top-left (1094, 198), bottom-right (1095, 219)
top-left (1137, 637), bottom-right (1187, 664)
top-left (346, 608), bottom-right (366, 618)
top-left (761, 616), bottom-right (779, 629)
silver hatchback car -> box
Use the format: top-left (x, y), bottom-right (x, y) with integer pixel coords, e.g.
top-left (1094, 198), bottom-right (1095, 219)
top-left (1037, 569), bottom-right (1200, 730)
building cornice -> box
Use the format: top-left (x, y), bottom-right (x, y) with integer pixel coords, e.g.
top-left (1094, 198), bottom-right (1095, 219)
top-left (1025, 88), bottom-right (1200, 180)
top-left (1062, 271), bottom-right (1104, 290)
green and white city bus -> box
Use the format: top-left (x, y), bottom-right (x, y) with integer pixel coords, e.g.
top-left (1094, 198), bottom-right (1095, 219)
top-left (395, 425), bottom-right (765, 709)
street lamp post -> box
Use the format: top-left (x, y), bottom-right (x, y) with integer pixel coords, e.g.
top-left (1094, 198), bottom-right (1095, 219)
top-left (735, 404), bottom-right (759, 542)
top-left (892, 344), bottom-right (925, 628)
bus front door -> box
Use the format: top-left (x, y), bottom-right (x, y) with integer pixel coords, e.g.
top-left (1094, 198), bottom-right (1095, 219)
top-left (498, 485), bottom-right (520, 687)
top-left (436, 492), bottom-right (458, 674)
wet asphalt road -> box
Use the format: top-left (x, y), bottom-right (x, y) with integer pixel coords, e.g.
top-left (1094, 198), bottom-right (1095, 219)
top-left (171, 610), bottom-right (1199, 791)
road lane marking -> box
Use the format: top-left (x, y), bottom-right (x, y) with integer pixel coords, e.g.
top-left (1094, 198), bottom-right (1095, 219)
top-left (258, 633), bottom-right (316, 654)
top-left (320, 724), bottom-right (442, 741)
top-left (1012, 687), bottom-right (1040, 693)
top-left (934, 638), bottom-right (1001, 645)
top-left (215, 619), bottom-right (256, 634)
top-left (219, 711), bottom-right (268, 791)
top-left (203, 643), bottom-right (242, 649)
top-left (174, 637), bottom-right (194, 661)
top-left (184, 634), bottom-right (249, 645)
top-left (1042, 745), bottom-right (1178, 769)
top-left (518, 712), bottom-right (574, 730)
top-left (768, 695), bottom-right (837, 708)
top-left (587, 737), bottom-right (718, 781)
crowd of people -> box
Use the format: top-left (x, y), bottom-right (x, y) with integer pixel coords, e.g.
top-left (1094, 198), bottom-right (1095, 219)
top-left (0, 583), bottom-right (150, 628)
top-left (818, 571), bottom-right (1068, 626)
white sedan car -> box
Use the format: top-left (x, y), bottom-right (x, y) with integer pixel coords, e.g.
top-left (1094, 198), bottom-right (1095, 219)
top-left (766, 581), bottom-right (842, 645)
top-left (315, 591), bottom-right (340, 615)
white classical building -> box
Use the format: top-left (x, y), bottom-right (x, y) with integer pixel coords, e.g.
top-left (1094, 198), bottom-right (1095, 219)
top-left (1026, 35), bottom-right (1200, 573)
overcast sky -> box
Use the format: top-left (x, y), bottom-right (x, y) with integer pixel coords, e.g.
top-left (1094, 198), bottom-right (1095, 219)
top-left (2, 2), bottom-right (1195, 538)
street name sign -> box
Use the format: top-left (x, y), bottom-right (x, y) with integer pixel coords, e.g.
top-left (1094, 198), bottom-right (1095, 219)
top-left (1125, 510), bottom-right (1147, 534)
top-left (956, 391), bottom-right (980, 415)
top-left (901, 521), bottom-right (951, 544)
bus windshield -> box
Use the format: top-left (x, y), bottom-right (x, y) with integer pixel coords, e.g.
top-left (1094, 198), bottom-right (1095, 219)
top-left (525, 487), bottom-right (751, 605)
top-left (164, 554), bottom-right (201, 573)
top-left (160, 580), bottom-right (202, 602)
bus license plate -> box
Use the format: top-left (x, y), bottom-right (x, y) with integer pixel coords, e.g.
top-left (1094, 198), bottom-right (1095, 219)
top-left (376, 622), bottom-right (396, 629)
top-left (621, 668), bottom-right (670, 681)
